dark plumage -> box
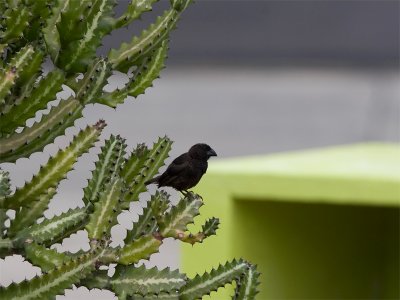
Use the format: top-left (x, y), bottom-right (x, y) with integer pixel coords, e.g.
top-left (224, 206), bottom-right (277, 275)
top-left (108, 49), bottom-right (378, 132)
top-left (145, 143), bottom-right (217, 193)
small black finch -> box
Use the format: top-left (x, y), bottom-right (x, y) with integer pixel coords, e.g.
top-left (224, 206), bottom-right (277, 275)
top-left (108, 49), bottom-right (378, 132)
top-left (145, 143), bottom-right (217, 194)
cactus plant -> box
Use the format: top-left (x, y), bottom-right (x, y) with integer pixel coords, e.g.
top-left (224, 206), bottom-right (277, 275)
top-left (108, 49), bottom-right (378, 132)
top-left (0, 0), bottom-right (260, 299)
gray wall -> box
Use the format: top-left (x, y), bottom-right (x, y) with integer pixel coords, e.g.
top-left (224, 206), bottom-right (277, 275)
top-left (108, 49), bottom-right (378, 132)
top-left (106, 0), bottom-right (400, 67)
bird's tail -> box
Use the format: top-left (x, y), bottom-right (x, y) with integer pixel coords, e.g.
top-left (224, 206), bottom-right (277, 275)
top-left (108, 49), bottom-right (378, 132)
top-left (144, 176), bottom-right (160, 186)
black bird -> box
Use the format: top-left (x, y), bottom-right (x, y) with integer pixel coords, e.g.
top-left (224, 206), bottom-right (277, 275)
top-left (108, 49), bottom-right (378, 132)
top-left (145, 143), bottom-right (217, 194)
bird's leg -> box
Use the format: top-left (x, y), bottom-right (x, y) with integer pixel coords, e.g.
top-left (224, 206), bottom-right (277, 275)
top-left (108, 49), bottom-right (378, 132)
top-left (180, 190), bottom-right (189, 197)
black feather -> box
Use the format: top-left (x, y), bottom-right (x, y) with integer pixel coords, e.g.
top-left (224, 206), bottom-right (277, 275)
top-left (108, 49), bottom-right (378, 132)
top-left (145, 143), bottom-right (217, 192)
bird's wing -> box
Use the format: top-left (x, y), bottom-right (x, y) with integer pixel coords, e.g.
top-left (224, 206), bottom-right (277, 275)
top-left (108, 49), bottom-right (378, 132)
top-left (158, 153), bottom-right (190, 186)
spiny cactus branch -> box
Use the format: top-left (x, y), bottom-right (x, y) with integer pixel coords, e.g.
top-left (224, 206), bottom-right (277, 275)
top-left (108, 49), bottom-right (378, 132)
top-left (0, 98), bottom-right (84, 163)
top-left (234, 264), bottom-right (261, 300)
top-left (0, 45), bottom-right (34, 104)
top-left (0, 249), bottom-right (104, 300)
top-left (117, 234), bottom-right (162, 265)
top-left (86, 177), bottom-right (123, 240)
top-left (124, 190), bottom-right (170, 244)
top-left (108, 0), bottom-right (192, 72)
top-left (122, 136), bottom-right (172, 205)
top-left (179, 259), bottom-right (249, 300)
top-left (0, 69), bottom-right (65, 134)
top-left (99, 39), bottom-right (168, 108)
top-left (83, 134), bottom-right (127, 205)
top-left (178, 217), bottom-right (220, 245)
top-left (2, 121), bottom-right (104, 209)
top-left (159, 193), bottom-right (203, 237)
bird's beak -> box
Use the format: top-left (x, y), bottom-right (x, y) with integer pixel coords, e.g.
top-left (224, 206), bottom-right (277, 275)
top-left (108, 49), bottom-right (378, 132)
top-left (207, 149), bottom-right (217, 157)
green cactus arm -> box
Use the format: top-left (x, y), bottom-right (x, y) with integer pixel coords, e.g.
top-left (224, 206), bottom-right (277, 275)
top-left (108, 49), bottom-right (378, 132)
top-left (22, 1), bottom-right (51, 43)
top-left (0, 170), bottom-right (10, 238)
top-left (2, 121), bottom-right (104, 209)
top-left (110, 265), bottom-right (186, 297)
top-left (178, 217), bottom-right (220, 245)
top-left (117, 234), bottom-right (162, 265)
top-left (131, 292), bottom-right (179, 300)
top-left (79, 269), bottom-right (110, 289)
top-left (0, 44), bottom-right (6, 57)
top-left (234, 264), bottom-right (260, 300)
top-left (179, 259), bottom-right (249, 300)
top-left (99, 39), bottom-right (168, 108)
top-left (56, 0), bottom-right (89, 45)
top-left (0, 6), bottom-right (31, 43)
top-left (0, 98), bottom-right (84, 163)
top-left (0, 51), bottom-right (44, 120)
top-left (7, 188), bottom-right (57, 237)
top-left (86, 177), bottom-right (123, 240)
top-left (120, 143), bottom-right (149, 182)
top-left (0, 169), bottom-right (11, 197)
top-left (159, 193), bottom-right (203, 237)
top-left (125, 200), bottom-right (158, 243)
top-left (0, 237), bottom-right (13, 258)
top-left (0, 208), bottom-right (7, 237)
top-left (115, 0), bottom-right (159, 29)
top-left (0, 44), bottom-right (34, 104)
top-left (0, 250), bottom-right (102, 300)
top-left (43, 0), bottom-right (71, 61)
top-left (24, 243), bottom-right (69, 272)
top-left (56, 0), bottom-right (115, 73)
top-left (0, 69), bottom-right (65, 134)
top-left (83, 135), bottom-right (126, 205)
top-left (74, 58), bottom-right (111, 105)
top-left (123, 136), bottom-right (172, 205)
top-left (14, 50), bottom-right (44, 95)
top-left (125, 190), bottom-right (170, 243)
top-left (14, 206), bottom-right (89, 247)
top-left (108, 1), bottom-right (191, 72)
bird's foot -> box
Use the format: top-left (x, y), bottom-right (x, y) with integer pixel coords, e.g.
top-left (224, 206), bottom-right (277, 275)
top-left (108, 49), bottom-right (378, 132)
top-left (181, 190), bottom-right (196, 199)
top-left (180, 190), bottom-right (189, 197)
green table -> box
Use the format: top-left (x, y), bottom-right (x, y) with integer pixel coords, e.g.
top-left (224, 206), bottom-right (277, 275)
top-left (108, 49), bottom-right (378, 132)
top-left (181, 143), bottom-right (400, 299)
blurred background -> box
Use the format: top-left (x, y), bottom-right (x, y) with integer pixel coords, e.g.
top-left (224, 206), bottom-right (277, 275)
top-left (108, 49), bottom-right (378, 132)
top-left (1, 0), bottom-right (399, 299)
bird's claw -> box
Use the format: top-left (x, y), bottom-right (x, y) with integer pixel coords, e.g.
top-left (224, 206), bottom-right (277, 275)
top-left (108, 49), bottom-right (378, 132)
top-left (181, 190), bottom-right (194, 199)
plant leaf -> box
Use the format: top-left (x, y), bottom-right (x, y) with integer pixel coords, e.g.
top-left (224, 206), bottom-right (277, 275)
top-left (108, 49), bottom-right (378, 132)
top-left (123, 136), bottom-right (172, 205)
top-left (0, 7), bottom-right (31, 43)
top-left (24, 243), bottom-right (69, 272)
top-left (0, 69), bottom-right (65, 134)
top-left (99, 39), bottom-right (168, 108)
top-left (83, 134), bottom-right (126, 205)
top-left (14, 207), bottom-right (89, 247)
top-left (2, 122), bottom-right (104, 209)
top-left (43, 0), bottom-right (71, 61)
top-left (0, 251), bottom-right (101, 299)
top-left (56, 0), bottom-right (116, 73)
top-left (159, 193), bottom-right (203, 237)
top-left (0, 169), bottom-right (11, 197)
top-left (108, 1), bottom-right (192, 72)
top-left (7, 188), bottom-right (57, 237)
top-left (114, 0), bottom-right (159, 29)
top-left (0, 45), bottom-right (34, 104)
top-left (86, 177), bottom-right (123, 239)
top-left (0, 98), bottom-right (84, 163)
top-left (74, 58), bottom-right (111, 105)
top-left (111, 264), bottom-right (186, 296)
top-left (179, 259), bottom-right (249, 300)
top-left (234, 264), bottom-right (260, 300)
top-left (125, 190), bottom-right (170, 243)
top-left (117, 235), bottom-right (161, 265)
top-left (178, 217), bottom-right (220, 245)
